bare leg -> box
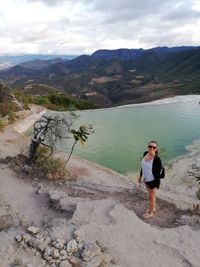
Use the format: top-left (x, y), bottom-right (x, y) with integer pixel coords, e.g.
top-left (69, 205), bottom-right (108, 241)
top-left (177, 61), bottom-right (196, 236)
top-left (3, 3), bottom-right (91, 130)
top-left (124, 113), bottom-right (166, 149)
top-left (143, 186), bottom-right (157, 218)
top-left (148, 187), bottom-right (157, 213)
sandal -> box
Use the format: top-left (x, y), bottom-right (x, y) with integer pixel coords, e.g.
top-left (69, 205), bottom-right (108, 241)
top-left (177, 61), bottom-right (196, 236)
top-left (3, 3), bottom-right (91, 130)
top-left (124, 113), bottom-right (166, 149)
top-left (146, 209), bottom-right (156, 214)
top-left (143, 212), bottom-right (154, 219)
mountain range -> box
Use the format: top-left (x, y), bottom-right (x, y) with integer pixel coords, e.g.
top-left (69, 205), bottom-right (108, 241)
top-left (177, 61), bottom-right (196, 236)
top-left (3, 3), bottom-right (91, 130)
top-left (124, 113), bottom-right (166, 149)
top-left (0, 54), bottom-right (76, 70)
top-left (0, 46), bottom-right (200, 108)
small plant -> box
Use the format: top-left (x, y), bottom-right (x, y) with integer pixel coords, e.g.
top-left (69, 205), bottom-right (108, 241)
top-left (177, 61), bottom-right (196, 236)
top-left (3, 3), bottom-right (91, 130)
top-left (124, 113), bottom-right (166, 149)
top-left (196, 188), bottom-right (200, 200)
top-left (8, 111), bottom-right (16, 123)
top-left (64, 125), bottom-right (94, 165)
top-left (35, 146), bottom-right (67, 180)
top-left (13, 89), bottom-right (32, 109)
top-left (196, 176), bottom-right (200, 199)
top-left (0, 118), bottom-right (5, 132)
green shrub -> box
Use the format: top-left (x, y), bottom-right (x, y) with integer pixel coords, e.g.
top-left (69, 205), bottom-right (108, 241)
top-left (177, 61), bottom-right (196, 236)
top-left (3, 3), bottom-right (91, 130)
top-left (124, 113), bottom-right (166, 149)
top-left (13, 89), bottom-right (33, 109)
top-left (0, 118), bottom-right (5, 132)
top-left (8, 111), bottom-right (16, 123)
top-left (196, 174), bottom-right (200, 199)
top-left (196, 188), bottom-right (200, 200)
top-left (14, 89), bottom-right (95, 111)
top-left (0, 102), bottom-right (16, 117)
top-left (33, 96), bottom-right (51, 106)
top-left (35, 146), bottom-right (67, 180)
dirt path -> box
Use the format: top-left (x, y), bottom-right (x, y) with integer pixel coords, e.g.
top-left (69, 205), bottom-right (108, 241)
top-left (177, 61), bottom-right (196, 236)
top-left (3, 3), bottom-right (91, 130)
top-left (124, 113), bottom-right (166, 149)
top-left (0, 165), bottom-right (72, 231)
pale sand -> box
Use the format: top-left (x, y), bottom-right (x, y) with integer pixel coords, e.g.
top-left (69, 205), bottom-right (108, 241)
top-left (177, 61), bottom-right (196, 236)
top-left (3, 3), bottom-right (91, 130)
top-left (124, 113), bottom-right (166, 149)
top-left (0, 97), bottom-right (200, 267)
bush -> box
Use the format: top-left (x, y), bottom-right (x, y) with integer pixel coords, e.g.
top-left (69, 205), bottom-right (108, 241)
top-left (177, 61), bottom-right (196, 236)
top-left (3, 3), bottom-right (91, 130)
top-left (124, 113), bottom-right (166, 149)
top-left (8, 111), bottom-right (16, 123)
top-left (33, 96), bottom-right (51, 106)
top-left (35, 146), bottom-right (68, 180)
top-left (0, 101), bottom-right (17, 125)
top-left (0, 118), bottom-right (5, 132)
top-left (196, 188), bottom-right (200, 200)
top-left (13, 89), bottom-right (33, 109)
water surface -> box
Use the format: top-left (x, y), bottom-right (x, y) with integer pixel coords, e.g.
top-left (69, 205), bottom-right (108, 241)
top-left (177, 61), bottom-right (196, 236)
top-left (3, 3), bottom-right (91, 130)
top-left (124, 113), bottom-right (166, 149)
top-left (58, 96), bottom-right (200, 174)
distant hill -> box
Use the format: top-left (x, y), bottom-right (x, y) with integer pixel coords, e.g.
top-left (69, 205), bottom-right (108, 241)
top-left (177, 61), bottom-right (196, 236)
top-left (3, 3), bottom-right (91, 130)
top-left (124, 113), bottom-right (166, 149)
top-left (91, 46), bottom-right (200, 60)
top-left (91, 48), bottom-right (144, 60)
top-left (0, 54), bottom-right (77, 70)
top-left (18, 58), bottom-right (68, 70)
top-left (0, 46), bottom-right (200, 108)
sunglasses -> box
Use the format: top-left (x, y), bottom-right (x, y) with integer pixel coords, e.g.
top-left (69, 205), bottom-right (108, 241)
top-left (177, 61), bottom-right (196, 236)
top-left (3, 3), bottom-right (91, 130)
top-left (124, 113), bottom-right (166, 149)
top-left (148, 145), bottom-right (157, 149)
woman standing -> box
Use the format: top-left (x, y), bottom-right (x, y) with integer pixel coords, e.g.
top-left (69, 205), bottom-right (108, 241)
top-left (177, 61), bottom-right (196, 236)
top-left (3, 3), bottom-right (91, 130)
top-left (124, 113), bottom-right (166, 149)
top-left (138, 140), bottom-right (163, 219)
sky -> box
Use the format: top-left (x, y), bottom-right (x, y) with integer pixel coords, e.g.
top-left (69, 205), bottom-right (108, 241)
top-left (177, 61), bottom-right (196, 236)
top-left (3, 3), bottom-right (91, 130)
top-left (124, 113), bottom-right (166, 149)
top-left (0, 0), bottom-right (200, 56)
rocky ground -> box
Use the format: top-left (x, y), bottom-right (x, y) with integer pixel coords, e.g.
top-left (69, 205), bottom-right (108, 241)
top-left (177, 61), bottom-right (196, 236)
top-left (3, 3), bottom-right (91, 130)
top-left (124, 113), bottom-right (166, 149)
top-left (0, 100), bottom-right (200, 267)
top-left (1, 153), bottom-right (200, 267)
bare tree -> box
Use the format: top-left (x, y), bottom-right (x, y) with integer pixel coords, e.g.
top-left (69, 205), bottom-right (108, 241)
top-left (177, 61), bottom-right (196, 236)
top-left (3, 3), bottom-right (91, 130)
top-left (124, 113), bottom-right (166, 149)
top-left (29, 112), bottom-right (76, 161)
top-left (29, 112), bottom-right (94, 165)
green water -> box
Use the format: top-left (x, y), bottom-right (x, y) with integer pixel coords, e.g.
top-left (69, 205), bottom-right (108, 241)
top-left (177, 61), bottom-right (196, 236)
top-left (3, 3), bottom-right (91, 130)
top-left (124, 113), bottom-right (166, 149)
top-left (58, 98), bottom-right (200, 174)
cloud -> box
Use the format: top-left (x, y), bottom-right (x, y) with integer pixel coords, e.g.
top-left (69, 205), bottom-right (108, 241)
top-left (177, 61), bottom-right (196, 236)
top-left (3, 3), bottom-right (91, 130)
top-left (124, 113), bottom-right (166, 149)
top-left (0, 0), bottom-right (200, 55)
top-left (163, 3), bottom-right (200, 22)
top-left (25, 0), bottom-right (67, 7)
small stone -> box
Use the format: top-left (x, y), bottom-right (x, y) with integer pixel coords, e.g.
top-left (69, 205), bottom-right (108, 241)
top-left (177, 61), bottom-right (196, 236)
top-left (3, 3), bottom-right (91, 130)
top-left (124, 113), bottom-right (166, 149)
top-left (28, 237), bottom-right (39, 248)
top-left (48, 190), bottom-right (66, 201)
top-left (36, 183), bottom-right (46, 194)
top-left (60, 260), bottom-right (72, 267)
top-left (52, 249), bottom-right (60, 259)
top-left (15, 235), bottom-right (22, 243)
top-left (68, 256), bottom-right (81, 267)
top-left (49, 259), bottom-right (56, 265)
top-left (23, 165), bottom-right (32, 174)
top-left (44, 247), bottom-right (53, 261)
top-left (0, 164), bottom-right (7, 169)
top-left (60, 250), bottom-right (69, 260)
top-left (28, 226), bottom-right (40, 235)
top-left (77, 243), bottom-right (84, 250)
top-left (81, 254), bottom-right (105, 267)
top-left (74, 229), bottom-right (85, 243)
top-left (67, 239), bottom-right (79, 254)
top-left (22, 234), bottom-right (31, 242)
top-left (52, 239), bottom-right (65, 249)
top-left (81, 243), bottom-right (101, 262)
top-left (35, 237), bottom-right (51, 252)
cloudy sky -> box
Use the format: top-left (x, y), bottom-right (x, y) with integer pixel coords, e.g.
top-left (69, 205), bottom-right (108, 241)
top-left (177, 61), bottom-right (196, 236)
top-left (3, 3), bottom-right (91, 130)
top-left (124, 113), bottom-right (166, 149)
top-left (0, 0), bottom-right (200, 55)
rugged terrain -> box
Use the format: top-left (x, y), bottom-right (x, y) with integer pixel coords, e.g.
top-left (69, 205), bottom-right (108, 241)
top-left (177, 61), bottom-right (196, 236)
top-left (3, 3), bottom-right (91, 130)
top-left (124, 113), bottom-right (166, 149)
top-left (0, 99), bottom-right (200, 267)
top-left (0, 46), bottom-right (200, 108)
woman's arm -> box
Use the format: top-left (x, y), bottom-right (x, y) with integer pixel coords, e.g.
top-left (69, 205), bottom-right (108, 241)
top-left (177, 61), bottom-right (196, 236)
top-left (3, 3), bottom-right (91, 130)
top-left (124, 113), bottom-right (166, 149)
top-left (138, 151), bottom-right (148, 183)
